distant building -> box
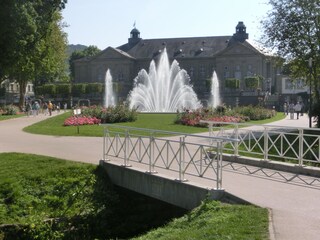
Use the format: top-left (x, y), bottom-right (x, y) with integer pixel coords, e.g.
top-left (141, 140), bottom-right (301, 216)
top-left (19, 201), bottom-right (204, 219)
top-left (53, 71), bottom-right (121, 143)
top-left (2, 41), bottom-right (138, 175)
top-left (73, 22), bottom-right (286, 107)
top-left (0, 80), bottom-right (34, 104)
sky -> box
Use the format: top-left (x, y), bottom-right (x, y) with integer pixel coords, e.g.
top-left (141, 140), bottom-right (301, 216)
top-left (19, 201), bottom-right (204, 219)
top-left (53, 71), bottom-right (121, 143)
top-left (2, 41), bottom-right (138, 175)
top-left (62, 0), bottom-right (271, 50)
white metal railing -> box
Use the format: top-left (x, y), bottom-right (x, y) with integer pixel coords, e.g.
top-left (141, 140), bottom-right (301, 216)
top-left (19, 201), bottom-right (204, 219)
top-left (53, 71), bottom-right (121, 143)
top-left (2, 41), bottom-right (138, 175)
top-left (102, 124), bottom-right (238, 190)
top-left (200, 120), bottom-right (320, 166)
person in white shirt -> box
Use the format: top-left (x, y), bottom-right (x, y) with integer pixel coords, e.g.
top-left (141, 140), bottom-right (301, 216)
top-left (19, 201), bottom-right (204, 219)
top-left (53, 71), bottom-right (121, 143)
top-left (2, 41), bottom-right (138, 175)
top-left (294, 102), bottom-right (302, 119)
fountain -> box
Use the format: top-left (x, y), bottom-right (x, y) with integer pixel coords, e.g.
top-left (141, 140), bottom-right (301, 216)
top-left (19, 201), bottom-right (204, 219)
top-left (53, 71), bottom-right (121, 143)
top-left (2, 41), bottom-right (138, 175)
top-left (104, 69), bottom-right (116, 108)
top-left (209, 71), bottom-right (221, 108)
top-left (128, 48), bottom-right (202, 112)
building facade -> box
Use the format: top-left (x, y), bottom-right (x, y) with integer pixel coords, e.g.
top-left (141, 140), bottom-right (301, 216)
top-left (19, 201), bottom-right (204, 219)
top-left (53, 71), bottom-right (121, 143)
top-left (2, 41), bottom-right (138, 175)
top-left (0, 80), bottom-right (34, 104)
top-left (74, 22), bottom-right (283, 107)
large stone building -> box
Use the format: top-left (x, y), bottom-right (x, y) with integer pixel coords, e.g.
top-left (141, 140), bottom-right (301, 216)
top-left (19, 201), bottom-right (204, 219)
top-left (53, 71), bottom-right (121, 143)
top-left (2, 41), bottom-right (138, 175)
top-left (74, 22), bottom-right (285, 107)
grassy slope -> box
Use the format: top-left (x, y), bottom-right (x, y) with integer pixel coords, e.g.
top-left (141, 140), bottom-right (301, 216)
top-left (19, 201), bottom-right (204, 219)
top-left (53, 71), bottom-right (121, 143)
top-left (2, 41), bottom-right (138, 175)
top-left (23, 112), bottom-right (286, 137)
top-left (0, 153), bottom-right (269, 239)
top-left (135, 201), bottom-right (269, 240)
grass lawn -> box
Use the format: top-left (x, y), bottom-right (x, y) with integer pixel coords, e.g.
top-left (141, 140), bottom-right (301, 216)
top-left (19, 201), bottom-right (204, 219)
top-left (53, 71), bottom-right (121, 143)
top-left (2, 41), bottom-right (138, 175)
top-left (134, 200), bottom-right (269, 240)
top-left (0, 114), bottom-right (26, 121)
top-left (23, 111), bottom-right (285, 137)
top-left (0, 153), bottom-right (269, 239)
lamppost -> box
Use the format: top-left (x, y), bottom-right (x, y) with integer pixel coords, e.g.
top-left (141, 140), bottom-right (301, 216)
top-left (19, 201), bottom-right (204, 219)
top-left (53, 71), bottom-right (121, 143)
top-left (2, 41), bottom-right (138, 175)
top-left (308, 57), bottom-right (313, 128)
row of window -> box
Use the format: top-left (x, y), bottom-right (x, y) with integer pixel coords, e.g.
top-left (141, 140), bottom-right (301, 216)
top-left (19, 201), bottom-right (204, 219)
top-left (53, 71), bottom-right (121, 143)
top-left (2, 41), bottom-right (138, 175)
top-left (94, 64), bottom-right (257, 82)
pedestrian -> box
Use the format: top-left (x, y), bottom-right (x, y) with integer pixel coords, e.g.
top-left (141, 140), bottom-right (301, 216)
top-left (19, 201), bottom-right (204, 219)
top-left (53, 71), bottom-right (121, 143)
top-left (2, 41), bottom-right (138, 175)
top-left (300, 102), bottom-right (304, 116)
top-left (57, 102), bottom-right (61, 113)
top-left (64, 102), bottom-right (67, 112)
top-left (26, 101), bottom-right (32, 117)
top-left (289, 102), bottom-right (294, 119)
top-left (283, 102), bottom-right (288, 115)
top-left (48, 101), bottom-right (53, 116)
top-left (294, 102), bottom-right (302, 120)
top-left (43, 102), bottom-right (48, 116)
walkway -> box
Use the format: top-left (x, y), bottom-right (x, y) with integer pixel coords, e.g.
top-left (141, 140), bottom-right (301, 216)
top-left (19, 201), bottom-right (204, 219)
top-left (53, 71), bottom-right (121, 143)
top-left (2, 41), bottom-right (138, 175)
top-left (0, 112), bottom-right (319, 240)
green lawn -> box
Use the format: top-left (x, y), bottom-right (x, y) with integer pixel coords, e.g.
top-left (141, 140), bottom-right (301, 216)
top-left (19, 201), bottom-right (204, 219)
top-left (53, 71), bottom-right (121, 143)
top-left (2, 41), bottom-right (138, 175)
top-left (23, 111), bottom-right (285, 137)
top-left (134, 200), bottom-right (269, 240)
top-left (0, 153), bottom-right (269, 239)
top-left (0, 114), bottom-right (26, 121)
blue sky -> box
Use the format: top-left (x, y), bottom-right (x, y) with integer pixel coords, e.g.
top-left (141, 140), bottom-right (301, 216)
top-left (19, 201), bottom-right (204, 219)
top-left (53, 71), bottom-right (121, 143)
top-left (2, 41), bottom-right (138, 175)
top-left (62, 0), bottom-right (271, 50)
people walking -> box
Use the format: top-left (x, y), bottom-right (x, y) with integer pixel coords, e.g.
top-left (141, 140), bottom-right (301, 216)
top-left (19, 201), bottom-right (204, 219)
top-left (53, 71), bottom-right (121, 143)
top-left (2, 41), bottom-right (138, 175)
top-left (294, 102), bottom-right (302, 120)
top-left (289, 102), bottom-right (295, 119)
top-left (283, 102), bottom-right (288, 115)
top-left (48, 101), bottom-right (53, 116)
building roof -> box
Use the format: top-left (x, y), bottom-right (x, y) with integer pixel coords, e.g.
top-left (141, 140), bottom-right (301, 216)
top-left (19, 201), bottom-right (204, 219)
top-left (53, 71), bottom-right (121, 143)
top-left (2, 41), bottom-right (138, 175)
top-left (74, 22), bottom-right (273, 63)
top-left (117, 35), bottom-right (231, 59)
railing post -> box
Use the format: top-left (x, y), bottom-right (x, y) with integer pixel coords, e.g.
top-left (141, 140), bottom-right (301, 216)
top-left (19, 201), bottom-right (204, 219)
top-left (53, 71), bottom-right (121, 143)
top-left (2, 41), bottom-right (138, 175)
top-left (215, 141), bottom-right (223, 190)
top-left (234, 124), bottom-right (239, 156)
top-left (264, 127), bottom-right (268, 160)
top-left (122, 130), bottom-right (131, 167)
top-left (116, 133), bottom-right (119, 157)
top-left (177, 136), bottom-right (187, 181)
top-left (166, 140), bottom-right (169, 168)
top-left (103, 127), bottom-right (110, 161)
top-left (209, 123), bottom-right (213, 144)
top-left (147, 133), bottom-right (157, 174)
top-left (138, 136), bottom-right (142, 162)
top-left (298, 129), bottom-right (303, 166)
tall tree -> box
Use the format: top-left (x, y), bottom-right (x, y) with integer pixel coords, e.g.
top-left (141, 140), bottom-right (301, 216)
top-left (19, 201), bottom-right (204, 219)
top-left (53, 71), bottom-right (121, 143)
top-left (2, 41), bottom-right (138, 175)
top-left (261, 0), bottom-right (320, 126)
top-left (0, 0), bottom-right (68, 108)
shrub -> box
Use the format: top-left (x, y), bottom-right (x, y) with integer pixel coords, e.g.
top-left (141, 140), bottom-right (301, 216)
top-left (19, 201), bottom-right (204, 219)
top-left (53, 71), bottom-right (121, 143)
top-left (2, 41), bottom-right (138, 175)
top-left (86, 83), bottom-right (103, 94)
top-left (55, 84), bottom-right (71, 98)
top-left (175, 107), bottom-right (245, 127)
top-left (72, 84), bottom-right (86, 97)
top-left (233, 105), bottom-right (275, 120)
top-left (244, 76), bottom-right (262, 89)
top-left (64, 104), bottom-right (138, 127)
top-left (2, 105), bottom-right (20, 115)
top-left (42, 84), bottom-right (56, 96)
top-left (225, 78), bottom-right (240, 89)
top-left (175, 105), bottom-right (275, 127)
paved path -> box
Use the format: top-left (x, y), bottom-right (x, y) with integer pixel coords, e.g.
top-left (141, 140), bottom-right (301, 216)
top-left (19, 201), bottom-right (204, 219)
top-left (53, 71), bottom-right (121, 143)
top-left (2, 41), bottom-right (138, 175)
top-left (0, 112), bottom-right (319, 240)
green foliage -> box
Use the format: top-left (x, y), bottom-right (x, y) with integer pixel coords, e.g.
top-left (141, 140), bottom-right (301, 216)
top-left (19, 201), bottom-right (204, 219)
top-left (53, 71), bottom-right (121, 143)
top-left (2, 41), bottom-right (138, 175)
top-left (0, 87), bottom-right (5, 97)
top-left (0, 153), bottom-right (188, 239)
top-left (42, 84), bottom-right (56, 96)
top-left (1, 105), bottom-right (20, 115)
top-left (175, 106), bottom-right (276, 126)
top-left (85, 83), bottom-right (103, 94)
top-left (233, 105), bottom-right (276, 120)
top-left (261, 0), bottom-right (320, 106)
top-left (80, 104), bottom-right (138, 123)
top-left (134, 200), bottom-right (269, 240)
top-left (0, 1), bottom-right (68, 108)
top-left (72, 83), bottom-right (86, 97)
top-left (244, 75), bottom-right (262, 88)
top-left (225, 78), bottom-right (240, 89)
top-left (55, 84), bottom-right (71, 97)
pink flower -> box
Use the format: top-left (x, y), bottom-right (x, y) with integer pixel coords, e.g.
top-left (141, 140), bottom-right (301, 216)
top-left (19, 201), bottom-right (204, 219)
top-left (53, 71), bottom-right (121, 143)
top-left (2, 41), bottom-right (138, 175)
top-left (64, 116), bottom-right (101, 126)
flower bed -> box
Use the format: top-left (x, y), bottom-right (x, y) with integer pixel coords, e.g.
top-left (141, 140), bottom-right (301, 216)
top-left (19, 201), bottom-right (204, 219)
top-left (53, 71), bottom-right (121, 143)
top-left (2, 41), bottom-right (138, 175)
top-left (63, 104), bottom-right (137, 127)
top-left (64, 116), bottom-right (101, 126)
top-left (175, 105), bottom-right (275, 127)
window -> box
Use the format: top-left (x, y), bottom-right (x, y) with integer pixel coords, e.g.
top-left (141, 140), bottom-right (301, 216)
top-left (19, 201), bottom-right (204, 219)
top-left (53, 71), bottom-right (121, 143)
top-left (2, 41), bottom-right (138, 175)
top-left (200, 65), bottom-right (206, 77)
top-left (118, 72), bottom-right (124, 81)
top-left (189, 67), bottom-right (194, 78)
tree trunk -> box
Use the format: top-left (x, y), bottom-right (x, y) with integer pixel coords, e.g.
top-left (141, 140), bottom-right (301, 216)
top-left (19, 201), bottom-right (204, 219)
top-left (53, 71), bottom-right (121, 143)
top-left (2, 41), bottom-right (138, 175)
top-left (18, 77), bottom-right (27, 111)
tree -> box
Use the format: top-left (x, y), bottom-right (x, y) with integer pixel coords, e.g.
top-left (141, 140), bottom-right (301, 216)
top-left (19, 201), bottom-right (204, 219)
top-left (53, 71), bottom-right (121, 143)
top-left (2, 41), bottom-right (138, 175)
top-left (261, 0), bottom-right (320, 126)
top-left (69, 46), bottom-right (101, 81)
top-left (0, 0), bottom-right (68, 109)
